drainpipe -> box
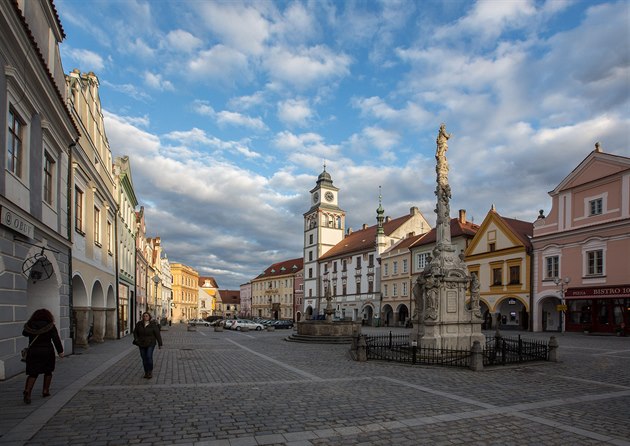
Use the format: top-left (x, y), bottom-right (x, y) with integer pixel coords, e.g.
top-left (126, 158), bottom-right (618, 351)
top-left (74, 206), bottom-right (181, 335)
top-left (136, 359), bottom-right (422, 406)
top-left (67, 139), bottom-right (78, 346)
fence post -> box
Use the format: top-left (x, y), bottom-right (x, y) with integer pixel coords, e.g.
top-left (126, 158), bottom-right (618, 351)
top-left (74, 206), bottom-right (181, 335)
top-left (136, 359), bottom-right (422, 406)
top-left (548, 336), bottom-right (559, 362)
top-left (469, 340), bottom-right (483, 371)
top-left (357, 335), bottom-right (367, 362)
top-left (518, 335), bottom-right (522, 363)
top-left (389, 331), bottom-right (393, 350)
top-left (501, 338), bottom-right (506, 365)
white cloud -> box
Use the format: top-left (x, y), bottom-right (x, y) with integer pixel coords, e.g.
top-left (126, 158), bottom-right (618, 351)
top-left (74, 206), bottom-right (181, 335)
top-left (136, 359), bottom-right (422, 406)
top-left (277, 98), bottom-right (313, 126)
top-left (264, 45), bottom-right (352, 89)
top-left (216, 111), bottom-right (266, 130)
top-left (194, 2), bottom-right (272, 55)
top-left (144, 72), bottom-right (174, 91)
top-left (64, 48), bottom-right (105, 71)
top-left (165, 29), bottom-right (202, 53)
top-left (228, 92), bottom-right (266, 111)
top-left (187, 45), bottom-right (250, 85)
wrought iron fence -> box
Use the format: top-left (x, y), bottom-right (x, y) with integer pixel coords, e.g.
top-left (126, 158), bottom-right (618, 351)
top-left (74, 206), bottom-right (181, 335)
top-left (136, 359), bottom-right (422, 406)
top-left (363, 332), bottom-right (550, 368)
top-left (483, 334), bottom-right (549, 366)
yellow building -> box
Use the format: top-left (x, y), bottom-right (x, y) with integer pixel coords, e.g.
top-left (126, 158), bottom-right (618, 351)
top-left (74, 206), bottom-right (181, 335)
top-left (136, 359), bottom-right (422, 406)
top-left (464, 206), bottom-right (533, 330)
top-left (170, 263), bottom-right (199, 322)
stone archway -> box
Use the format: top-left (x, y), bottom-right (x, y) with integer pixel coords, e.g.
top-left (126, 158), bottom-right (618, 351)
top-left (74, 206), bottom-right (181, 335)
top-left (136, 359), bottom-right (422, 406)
top-left (382, 304), bottom-right (394, 327)
top-left (396, 304), bottom-right (409, 327)
top-left (480, 301), bottom-right (491, 329)
top-left (361, 305), bottom-right (374, 326)
top-left (72, 275), bottom-right (90, 347)
top-left (539, 295), bottom-right (561, 332)
top-left (305, 306), bottom-right (313, 319)
top-left (496, 296), bottom-right (527, 330)
top-left (91, 281), bottom-right (106, 343)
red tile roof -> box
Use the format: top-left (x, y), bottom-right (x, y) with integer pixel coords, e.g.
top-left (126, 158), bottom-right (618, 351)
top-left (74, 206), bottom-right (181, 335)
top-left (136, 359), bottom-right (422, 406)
top-left (320, 214), bottom-right (416, 260)
top-left (499, 216), bottom-right (533, 249)
top-left (409, 218), bottom-right (479, 248)
top-left (218, 289), bottom-right (240, 304)
top-left (256, 257), bottom-right (304, 279)
top-left (199, 276), bottom-right (219, 288)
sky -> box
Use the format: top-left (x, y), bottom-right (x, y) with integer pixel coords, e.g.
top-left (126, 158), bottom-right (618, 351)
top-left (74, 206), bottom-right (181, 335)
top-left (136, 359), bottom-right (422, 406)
top-left (55, 0), bottom-right (630, 290)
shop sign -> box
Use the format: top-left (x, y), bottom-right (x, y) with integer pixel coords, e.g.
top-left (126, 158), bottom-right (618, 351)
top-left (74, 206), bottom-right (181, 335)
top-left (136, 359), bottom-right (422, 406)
top-left (1, 207), bottom-right (34, 239)
top-left (565, 286), bottom-right (630, 299)
top-left (508, 299), bottom-right (516, 305)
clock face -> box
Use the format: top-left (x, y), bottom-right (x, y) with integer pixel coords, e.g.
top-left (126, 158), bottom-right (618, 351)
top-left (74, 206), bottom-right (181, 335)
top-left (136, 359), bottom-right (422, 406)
top-left (313, 192), bottom-right (319, 203)
top-left (325, 191), bottom-right (334, 202)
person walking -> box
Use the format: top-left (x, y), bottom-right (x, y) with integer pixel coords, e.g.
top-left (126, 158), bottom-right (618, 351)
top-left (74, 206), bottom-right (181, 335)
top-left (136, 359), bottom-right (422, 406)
top-left (133, 312), bottom-right (163, 379)
top-left (22, 308), bottom-right (64, 404)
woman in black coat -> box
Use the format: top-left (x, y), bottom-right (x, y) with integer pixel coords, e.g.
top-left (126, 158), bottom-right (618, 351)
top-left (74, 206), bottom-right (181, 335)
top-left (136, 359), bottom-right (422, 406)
top-left (132, 312), bottom-right (163, 379)
top-left (22, 308), bottom-right (64, 404)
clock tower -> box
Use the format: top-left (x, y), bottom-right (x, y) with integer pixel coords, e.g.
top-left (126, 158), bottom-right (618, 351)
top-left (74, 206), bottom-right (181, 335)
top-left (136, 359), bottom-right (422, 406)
top-left (303, 166), bottom-right (345, 316)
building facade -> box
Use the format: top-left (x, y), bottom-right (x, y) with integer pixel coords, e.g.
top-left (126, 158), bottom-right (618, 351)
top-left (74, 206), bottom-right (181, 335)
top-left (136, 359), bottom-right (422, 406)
top-left (217, 290), bottom-right (240, 319)
top-left (252, 258), bottom-right (303, 320)
top-left (199, 276), bottom-right (219, 319)
top-left (464, 206), bottom-right (533, 331)
top-left (531, 145), bottom-right (630, 334)
top-left (113, 156), bottom-right (138, 337)
top-left (66, 69), bottom-right (117, 346)
top-left (0, 0), bottom-right (80, 379)
top-left (171, 262), bottom-right (198, 322)
top-left (239, 282), bottom-right (252, 318)
top-left (303, 168), bottom-right (346, 314)
top-left (317, 205), bottom-right (430, 325)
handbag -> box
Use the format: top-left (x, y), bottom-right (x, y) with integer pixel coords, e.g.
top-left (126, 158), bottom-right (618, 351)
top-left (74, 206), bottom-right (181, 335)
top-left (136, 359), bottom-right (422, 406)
top-left (21, 335), bottom-right (39, 362)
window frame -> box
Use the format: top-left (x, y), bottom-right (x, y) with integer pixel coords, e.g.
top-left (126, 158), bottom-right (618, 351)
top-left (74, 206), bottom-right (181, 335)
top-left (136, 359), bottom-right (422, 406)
top-left (75, 187), bottom-right (84, 234)
top-left (43, 151), bottom-right (56, 205)
top-left (7, 107), bottom-right (25, 178)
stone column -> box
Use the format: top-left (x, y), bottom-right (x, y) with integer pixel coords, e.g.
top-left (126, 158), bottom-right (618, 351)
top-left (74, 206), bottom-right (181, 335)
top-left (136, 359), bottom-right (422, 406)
top-left (92, 308), bottom-right (106, 343)
top-left (105, 308), bottom-right (117, 340)
top-left (74, 307), bottom-right (90, 347)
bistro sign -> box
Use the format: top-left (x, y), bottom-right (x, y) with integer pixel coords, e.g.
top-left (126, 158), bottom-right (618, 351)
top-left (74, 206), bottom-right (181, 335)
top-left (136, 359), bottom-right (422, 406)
top-left (565, 285), bottom-right (630, 299)
top-left (1, 207), bottom-right (34, 239)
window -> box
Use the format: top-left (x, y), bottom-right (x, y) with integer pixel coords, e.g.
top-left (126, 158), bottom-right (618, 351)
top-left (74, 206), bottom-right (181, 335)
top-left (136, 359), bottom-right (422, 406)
top-left (75, 187), bottom-right (84, 233)
top-left (416, 253), bottom-right (429, 270)
top-left (342, 260), bottom-right (347, 271)
top-left (402, 259), bottom-right (408, 273)
top-left (393, 261), bottom-right (398, 274)
top-left (309, 234), bottom-right (313, 244)
top-left (356, 280), bottom-right (361, 294)
top-left (7, 108), bottom-right (24, 177)
top-left (368, 254), bottom-right (374, 267)
top-left (589, 198), bottom-right (603, 216)
top-left (587, 250), bottom-right (603, 276)
top-left (43, 152), bottom-right (55, 205)
top-left (384, 263), bottom-right (389, 276)
top-left (489, 243), bottom-right (496, 252)
top-left (509, 266), bottom-right (520, 285)
top-left (545, 256), bottom-right (559, 280)
top-left (383, 284), bottom-right (388, 297)
top-left (94, 207), bottom-right (101, 245)
top-left (107, 221), bottom-right (113, 254)
top-left (308, 251), bottom-right (313, 261)
top-left (308, 268), bottom-right (313, 278)
top-left (402, 282), bottom-right (408, 296)
top-left (392, 283), bottom-right (397, 296)
top-left (368, 280), bottom-right (374, 294)
top-left (492, 268), bottom-right (502, 286)
top-left (356, 256), bottom-right (361, 268)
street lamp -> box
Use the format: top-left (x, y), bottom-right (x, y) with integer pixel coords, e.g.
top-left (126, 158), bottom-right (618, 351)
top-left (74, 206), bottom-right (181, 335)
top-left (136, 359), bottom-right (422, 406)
top-left (153, 274), bottom-right (161, 319)
top-left (554, 276), bottom-right (570, 332)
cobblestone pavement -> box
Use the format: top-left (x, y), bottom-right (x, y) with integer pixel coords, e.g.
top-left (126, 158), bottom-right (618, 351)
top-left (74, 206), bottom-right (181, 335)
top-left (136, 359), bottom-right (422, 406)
top-left (1, 325), bottom-right (629, 446)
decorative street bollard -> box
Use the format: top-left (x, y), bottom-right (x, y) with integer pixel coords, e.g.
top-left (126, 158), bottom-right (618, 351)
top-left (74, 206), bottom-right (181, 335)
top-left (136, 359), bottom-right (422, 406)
top-left (548, 336), bottom-right (559, 362)
top-left (469, 340), bottom-right (484, 371)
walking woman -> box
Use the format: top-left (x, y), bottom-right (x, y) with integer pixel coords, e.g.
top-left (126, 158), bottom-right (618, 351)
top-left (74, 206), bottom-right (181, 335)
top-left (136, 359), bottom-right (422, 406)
top-left (22, 308), bottom-right (64, 404)
top-left (132, 312), bottom-right (163, 379)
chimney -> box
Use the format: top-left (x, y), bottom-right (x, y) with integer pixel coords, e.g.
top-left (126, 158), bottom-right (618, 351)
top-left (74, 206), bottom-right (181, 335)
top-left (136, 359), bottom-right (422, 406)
top-left (385, 216), bottom-right (391, 223)
top-left (410, 206), bottom-right (419, 215)
top-left (595, 142), bottom-right (602, 153)
top-left (346, 227), bottom-right (353, 236)
top-left (459, 209), bottom-right (466, 224)
top-left (362, 223), bottom-right (368, 230)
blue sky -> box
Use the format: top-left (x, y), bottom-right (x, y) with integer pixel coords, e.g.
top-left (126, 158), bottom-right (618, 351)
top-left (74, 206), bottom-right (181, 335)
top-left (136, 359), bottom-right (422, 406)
top-left (56, 0), bottom-right (630, 289)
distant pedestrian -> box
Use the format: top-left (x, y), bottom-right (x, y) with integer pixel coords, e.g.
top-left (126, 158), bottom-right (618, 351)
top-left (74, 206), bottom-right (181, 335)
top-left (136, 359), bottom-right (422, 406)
top-left (132, 312), bottom-right (163, 379)
top-left (22, 308), bottom-right (64, 404)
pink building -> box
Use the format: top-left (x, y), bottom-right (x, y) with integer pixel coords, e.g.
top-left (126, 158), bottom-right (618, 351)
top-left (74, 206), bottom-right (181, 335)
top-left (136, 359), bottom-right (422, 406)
top-left (532, 145), bottom-right (630, 334)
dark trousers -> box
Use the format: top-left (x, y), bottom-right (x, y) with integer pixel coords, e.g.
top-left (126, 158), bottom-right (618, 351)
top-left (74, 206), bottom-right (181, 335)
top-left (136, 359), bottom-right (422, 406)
top-left (139, 345), bottom-right (156, 373)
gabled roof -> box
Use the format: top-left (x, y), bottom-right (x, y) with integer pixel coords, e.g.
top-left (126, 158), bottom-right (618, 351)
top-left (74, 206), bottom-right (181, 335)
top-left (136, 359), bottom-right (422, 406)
top-left (465, 208), bottom-right (533, 256)
top-left (320, 213), bottom-right (415, 260)
top-left (217, 289), bottom-right (240, 304)
top-left (551, 147), bottom-right (630, 195)
top-left (199, 276), bottom-right (218, 288)
top-left (256, 257), bottom-right (303, 280)
top-left (409, 218), bottom-right (479, 249)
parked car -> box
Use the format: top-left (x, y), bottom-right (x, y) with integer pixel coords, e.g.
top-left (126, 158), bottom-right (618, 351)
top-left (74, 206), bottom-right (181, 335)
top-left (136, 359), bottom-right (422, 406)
top-left (222, 319), bottom-right (237, 329)
top-left (271, 320), bottom-right (294, 329)
top-left (188, 319), bottom-right (210, 327)
top-left (232, 320), bottom-right (264, 331)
